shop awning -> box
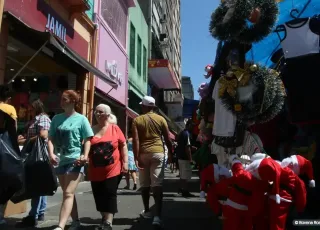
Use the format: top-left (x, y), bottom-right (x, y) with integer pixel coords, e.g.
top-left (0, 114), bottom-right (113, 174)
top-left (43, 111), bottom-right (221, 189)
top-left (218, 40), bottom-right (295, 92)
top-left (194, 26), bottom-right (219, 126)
top-left (126, 107), bottom-right (139, 119)
top-left (4, 11), bottom-right (118, 89)
top-left (49, 36), bottom-right (118, 89)
top-left (148, 59), bottom-right (181, 90)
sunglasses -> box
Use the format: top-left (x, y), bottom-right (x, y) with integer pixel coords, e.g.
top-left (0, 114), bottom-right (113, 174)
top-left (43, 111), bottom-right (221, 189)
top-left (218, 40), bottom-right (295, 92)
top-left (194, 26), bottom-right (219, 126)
top-left (94, 110), bottom-right (105, 115)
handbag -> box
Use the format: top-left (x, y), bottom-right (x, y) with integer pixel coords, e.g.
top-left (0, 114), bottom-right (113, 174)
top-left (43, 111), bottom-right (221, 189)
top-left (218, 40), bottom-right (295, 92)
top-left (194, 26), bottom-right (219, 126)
top-left (11, 136), bottom-right (58, 203)
top-left (214, 121), bottom-right (246, 148)
top-left (0, 132), bottom-right (24, 203)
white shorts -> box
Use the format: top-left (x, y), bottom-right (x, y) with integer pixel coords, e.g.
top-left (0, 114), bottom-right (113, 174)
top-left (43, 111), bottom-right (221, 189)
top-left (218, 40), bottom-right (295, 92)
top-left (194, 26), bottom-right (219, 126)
top-left (178, 160), bottom-right (192, 180)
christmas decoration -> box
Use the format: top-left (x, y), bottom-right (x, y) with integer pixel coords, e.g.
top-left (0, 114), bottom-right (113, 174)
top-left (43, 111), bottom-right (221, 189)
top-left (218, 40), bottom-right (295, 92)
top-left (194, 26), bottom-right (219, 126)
top-left (218, 63), bottom-right (285, 123)
top-left (204, 65), bottom-right (214, 79)
top-left (209, 0), bottom-right (279, 44)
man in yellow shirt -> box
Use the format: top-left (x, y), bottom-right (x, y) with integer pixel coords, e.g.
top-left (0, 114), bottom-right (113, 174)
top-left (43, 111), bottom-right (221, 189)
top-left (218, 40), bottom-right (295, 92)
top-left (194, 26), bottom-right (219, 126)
top-left (0, 85), bottom-right (19, 226)
top-left (132, 96), bottom-right (172, 228)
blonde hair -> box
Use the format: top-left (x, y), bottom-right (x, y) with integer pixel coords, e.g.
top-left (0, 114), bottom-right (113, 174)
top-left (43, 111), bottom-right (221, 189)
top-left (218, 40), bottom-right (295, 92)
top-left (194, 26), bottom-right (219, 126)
top-left (108, 114), bottom-right (117, 124)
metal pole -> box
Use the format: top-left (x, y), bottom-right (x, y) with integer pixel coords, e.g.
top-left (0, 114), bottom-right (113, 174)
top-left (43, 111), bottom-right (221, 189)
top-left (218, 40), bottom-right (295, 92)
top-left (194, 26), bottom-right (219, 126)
top-left (0, 0), bottom-right (4, 33)
top-left (8, 40), bottom-right (48, 83)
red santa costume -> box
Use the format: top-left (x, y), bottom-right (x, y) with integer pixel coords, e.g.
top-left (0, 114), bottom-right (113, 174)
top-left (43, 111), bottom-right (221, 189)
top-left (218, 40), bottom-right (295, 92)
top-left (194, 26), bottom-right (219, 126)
top-left (281, 155), bottom-right (315, 188)
top-left (200, 164), bottom-right (231, 215)
top-left (246, 158), bottom-right (307, 230)
top-left (222, 155), bottom-right (254, 230)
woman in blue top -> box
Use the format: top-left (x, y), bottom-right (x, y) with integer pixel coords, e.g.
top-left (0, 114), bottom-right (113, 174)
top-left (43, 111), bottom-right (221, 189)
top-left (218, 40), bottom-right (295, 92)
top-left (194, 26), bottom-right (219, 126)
top-left (48, 90), bottom-right (94, 230)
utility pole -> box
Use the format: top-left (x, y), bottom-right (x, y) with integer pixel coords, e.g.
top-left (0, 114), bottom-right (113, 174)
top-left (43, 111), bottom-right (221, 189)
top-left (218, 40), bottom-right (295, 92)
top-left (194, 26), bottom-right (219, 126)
top-left (0, 0), bottom-right (4, 33)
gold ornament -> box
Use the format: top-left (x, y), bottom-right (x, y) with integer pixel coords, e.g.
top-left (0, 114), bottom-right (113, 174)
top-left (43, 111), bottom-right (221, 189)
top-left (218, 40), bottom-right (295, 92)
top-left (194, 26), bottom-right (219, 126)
top-left (218, 77), bottom-right (238, 98)
top-left (230, 63), bottom-right (258, 87)
top-left (234, 104), bottom-right (242, 112)
top-left (249, 64), bottom-right (258, 72)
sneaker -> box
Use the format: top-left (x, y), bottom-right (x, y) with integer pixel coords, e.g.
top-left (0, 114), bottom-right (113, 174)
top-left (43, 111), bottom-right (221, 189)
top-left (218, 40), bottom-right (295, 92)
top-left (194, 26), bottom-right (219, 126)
top-left (152, 216), bottom-right (163, 226)
top-left (95, 221), bottom-right (112, 230)
top-left (53, 227), bottom-right (63, 230)
top-left (133, 184), bottom-right (137, 190)
top-left (16, 216), bottom-right (37, 228)
top-left (140, 210), bottom-right (152, 219)
top-left (38, 214), bottom-right (45, 221)
top-left (69, 220), bottom-right (81, 230)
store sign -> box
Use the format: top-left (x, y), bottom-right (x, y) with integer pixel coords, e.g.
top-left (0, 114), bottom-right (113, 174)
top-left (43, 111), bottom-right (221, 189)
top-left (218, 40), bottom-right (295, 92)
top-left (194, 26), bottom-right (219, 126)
top-left (45, 13), bottom-right (67, 43)
top-left (105, 61), bottom-right (123, 86)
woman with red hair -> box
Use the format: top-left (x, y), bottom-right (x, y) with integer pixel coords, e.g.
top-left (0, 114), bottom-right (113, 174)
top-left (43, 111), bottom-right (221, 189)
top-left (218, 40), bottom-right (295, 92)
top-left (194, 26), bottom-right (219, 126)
top-left (48, 90), bottom-right (94, 230)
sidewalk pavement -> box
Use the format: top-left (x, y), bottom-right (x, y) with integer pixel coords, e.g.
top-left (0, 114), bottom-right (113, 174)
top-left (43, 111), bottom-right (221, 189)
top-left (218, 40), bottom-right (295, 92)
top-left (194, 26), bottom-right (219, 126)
top-left (4, 171), bottom-right (222, 230)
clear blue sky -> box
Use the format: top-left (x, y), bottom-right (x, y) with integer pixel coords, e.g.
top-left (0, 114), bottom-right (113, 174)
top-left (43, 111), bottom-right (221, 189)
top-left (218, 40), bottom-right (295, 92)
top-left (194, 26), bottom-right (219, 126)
top-left (181, 1), bottom-right (219, 100)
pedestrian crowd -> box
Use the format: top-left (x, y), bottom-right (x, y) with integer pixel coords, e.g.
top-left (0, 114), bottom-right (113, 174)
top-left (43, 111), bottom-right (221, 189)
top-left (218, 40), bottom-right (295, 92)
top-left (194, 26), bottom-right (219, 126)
top-left (0, 85), bottom-right (175, 230)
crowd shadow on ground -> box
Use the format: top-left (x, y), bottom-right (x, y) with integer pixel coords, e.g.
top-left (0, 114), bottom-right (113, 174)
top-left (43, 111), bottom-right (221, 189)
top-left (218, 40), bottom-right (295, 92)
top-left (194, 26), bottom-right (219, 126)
top-left (80, 199), bottom-right (221, 230)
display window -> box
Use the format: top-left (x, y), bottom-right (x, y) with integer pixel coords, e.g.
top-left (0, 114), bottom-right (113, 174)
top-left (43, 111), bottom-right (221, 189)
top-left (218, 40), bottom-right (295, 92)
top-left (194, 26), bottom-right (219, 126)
top-left (5, 36), bottom-right (78, 134)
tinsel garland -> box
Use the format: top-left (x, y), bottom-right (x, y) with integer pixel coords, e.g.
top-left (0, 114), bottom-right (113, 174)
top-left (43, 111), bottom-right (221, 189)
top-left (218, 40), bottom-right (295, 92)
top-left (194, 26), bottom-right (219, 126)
top-left (236, 0), bottom-right (279, 44)
top-left (210, 0), bottom-right (279, 44)
top-left (239, 68), bottom-right (278, 121)
top-left (252, 75), bottom-right (285, 124)
top-left (219, 63), bottom-right (284, 123)
top-left (209, 0), bottom-right (249, 42)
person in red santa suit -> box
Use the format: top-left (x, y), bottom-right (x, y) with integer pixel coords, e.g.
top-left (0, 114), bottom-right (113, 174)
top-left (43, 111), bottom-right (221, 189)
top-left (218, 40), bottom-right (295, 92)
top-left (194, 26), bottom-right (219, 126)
top-left (199, 163), bottom-right (231, 216)
top-left (280, 155), bottom-right (315, 188)
top-left (246, 157), bottom-right (307, 230)
top-left (221, 155), bottom-right (256, 230)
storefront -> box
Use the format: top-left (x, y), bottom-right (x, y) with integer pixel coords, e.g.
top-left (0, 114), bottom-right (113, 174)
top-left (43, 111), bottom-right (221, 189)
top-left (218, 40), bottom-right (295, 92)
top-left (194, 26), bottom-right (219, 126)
top-left (94, 0), bottom-right (135, 135)
top-left (1, 0), bottom-right (118, 134)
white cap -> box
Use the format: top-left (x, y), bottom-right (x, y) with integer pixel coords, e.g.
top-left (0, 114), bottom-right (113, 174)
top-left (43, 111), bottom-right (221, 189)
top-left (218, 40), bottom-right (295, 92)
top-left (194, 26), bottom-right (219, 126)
top-left (139, 96), bottom-right (156, 107)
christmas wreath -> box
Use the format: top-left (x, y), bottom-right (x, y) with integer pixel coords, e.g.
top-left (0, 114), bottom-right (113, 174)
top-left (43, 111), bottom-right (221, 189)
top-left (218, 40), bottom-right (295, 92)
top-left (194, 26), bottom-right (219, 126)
top-left (218, 63), bottom-right (283, 122)
top-left (252, 75), bottom-right (286, 124)
top-left (210, 0), bottom-right (279, 44)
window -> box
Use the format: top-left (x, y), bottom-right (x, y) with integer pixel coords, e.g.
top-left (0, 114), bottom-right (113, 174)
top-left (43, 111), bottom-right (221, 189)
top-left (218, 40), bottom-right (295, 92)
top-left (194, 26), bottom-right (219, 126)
top-left (143, 46), bottom-right (147, 82)
top-left (137, 36), bottom-right (142, 75)
top-left (101, 0), bottom-right (127, 46)
top-left (129, 23), bottom-right (136, 67)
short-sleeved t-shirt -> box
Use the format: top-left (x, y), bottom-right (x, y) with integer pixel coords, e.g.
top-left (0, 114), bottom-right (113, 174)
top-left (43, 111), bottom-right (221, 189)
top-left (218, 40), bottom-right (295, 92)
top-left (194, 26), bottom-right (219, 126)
top-left (176, 129), bottom-right (191, 160)
top-left (0, 103), bottom-right (17, 120)
top-left (132, 112), bottom-right (168, 154)
top-left (49, 113), bottom-right (94, 166)
top-left (88, 124), bottom-right (126, 182)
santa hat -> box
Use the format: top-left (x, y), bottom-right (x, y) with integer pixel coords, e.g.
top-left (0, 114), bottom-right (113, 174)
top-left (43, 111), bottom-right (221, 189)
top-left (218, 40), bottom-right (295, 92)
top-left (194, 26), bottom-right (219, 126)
top-left (250, 153), bottom-right (270, 162)
top-left (296, 155), bottom-right (315, 188)
top-left (258, 158), bottom-right (282, 204)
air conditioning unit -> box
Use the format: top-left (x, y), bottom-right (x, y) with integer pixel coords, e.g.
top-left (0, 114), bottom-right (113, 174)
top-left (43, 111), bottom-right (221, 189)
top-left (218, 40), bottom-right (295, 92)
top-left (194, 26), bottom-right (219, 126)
top-left (160, 14), bottom-right (167, 23)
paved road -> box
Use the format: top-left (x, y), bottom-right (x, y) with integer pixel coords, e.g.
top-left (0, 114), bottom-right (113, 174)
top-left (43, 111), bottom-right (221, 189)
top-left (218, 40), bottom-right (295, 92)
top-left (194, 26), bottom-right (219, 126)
top-left (4, 171), bottom-right (222, 230)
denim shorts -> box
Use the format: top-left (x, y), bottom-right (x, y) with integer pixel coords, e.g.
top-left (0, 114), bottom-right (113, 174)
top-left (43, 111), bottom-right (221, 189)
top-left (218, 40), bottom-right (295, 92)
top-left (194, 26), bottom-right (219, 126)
top-left (54, 163), bottom-right (85, 175)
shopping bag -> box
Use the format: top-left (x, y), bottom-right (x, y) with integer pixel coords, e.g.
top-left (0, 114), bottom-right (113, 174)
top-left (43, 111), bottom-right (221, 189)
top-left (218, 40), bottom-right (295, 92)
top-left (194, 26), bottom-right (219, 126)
top-left (11, 137), bottom-right (58, 203)
top-left (0, 132), bottom-right (23, 203)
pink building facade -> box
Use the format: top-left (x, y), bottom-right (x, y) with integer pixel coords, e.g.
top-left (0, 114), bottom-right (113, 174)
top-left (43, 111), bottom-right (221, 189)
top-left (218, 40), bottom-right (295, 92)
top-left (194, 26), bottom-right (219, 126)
top-left (94, 0), bottom-right (135, 132)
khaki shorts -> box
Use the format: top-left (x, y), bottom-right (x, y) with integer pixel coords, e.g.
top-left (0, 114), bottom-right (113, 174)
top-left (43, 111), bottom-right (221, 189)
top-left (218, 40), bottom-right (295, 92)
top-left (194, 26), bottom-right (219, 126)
top-left (178, 160), bottom-right (192, 180)
top-left (139, 153), bottom-right (165, 188)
